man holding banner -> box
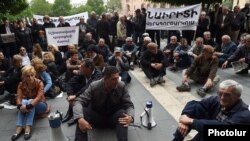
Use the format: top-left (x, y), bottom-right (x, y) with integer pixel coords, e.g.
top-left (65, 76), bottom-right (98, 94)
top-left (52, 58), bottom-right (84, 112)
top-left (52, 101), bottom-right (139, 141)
top-left (146, 3), bottom-right (201, 45)
top-left (0, 17), bottom-right (17, 58)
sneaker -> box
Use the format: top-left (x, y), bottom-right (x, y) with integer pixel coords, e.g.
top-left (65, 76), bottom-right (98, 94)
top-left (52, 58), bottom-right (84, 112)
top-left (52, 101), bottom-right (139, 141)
top-left (176, 84), bottom-right (191, 92)
top-left (196, 88), bottom-right (207, 97)
top-left (130, 65), bottom-right (134, 70)
top-left (150, 79), bottom-right (157, 87)
top-left (157, 76), bottom-right (165, 84)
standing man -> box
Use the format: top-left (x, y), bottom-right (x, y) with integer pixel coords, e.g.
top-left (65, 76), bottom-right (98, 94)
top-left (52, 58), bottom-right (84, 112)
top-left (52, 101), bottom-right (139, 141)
top-left (73, 66), bottom-right (134, 141)
top-left (0, 17), bottom-right (17, 58)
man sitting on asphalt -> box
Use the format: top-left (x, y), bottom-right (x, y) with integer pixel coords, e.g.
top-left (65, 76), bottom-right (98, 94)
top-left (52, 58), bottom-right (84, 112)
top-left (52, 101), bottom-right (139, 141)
top-left (73, 66), bottom-right (134, 141)
top-left (108, 47), bottom-right (131, 85)
top-left (141, 42), bottom-right (167, 87)
top-left (176, 45), bottom-right (220, 97)
top-left (62, 59), bottom-right (103, 126)
top-left (173, 79), bottom-right (250, 141)
top-left (222, 34), bottom-right (250, 74)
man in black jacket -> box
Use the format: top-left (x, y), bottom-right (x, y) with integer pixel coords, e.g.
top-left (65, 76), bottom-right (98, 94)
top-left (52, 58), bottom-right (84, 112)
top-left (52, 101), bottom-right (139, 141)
top-left (0, 17), bottom-right (17, 58)
top-left (141, 42), bottom-right (167, 87)
top-left (108, 47), bottom-right (131, 85)
top-left (62, 58), bottom-right (103, 125)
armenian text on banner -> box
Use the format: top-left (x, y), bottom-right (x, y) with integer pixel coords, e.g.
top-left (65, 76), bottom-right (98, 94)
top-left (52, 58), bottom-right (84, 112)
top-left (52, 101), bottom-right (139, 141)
top-left (45, 26), bottom-right (79, 46)
top-left (146, 3), bottom-right (201, 30)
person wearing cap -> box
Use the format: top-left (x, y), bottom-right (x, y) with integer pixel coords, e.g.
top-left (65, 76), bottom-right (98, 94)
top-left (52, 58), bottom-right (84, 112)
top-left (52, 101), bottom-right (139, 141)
top-left (108, 47), bottom-right (131, 85)
top-left (141, 42), bottom-right (167, 87)
top-left (176, 45), bottom-right (220, 97)
top-left (121, 37), bottom-right (138, 70)
top-left (86, 45), bottom-right (105, 71)
top-left (173, 79), bottom-right (250, 141)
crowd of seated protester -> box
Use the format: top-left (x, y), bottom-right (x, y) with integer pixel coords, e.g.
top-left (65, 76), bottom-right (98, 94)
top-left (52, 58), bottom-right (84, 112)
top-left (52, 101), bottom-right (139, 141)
top-left (0, 6), bottom-right (250, 140)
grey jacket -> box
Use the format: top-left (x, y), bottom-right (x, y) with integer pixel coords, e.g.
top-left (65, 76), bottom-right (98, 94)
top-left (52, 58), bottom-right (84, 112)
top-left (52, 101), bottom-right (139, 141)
top-left (73, 79), bottom-right (134, 120)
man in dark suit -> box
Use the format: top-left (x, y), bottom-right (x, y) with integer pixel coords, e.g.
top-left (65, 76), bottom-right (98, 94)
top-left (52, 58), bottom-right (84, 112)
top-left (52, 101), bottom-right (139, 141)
top-left (0, 17), bottom-right (17, 58)
top-left (216, 6), bottom-right (234, 50)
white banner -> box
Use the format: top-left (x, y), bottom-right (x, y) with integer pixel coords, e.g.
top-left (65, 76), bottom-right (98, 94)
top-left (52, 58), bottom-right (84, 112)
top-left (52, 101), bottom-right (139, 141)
top-left (45, 26), bottom-right (79, 46)
top-left (146, 4), bottom-right (201, 30)
top-left (1, 33), bottom-right (16, 43)
top-left (33, 12), bottom-right (89, 26)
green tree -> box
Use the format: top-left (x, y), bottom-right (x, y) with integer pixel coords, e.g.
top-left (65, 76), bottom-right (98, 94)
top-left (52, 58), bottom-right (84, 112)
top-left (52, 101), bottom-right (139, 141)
top-left (70, 5), bottom-right (92, 15)
top-left (52, 0), bottom-right (72, 16)
top-left (86, 0), bottom-right (105, 15)
top-left (0, 0), bottom-right (28, 15)
top-left (30, 0), bottom-right (52, 15)
top-left (106, 0), bottom-right (122, 12)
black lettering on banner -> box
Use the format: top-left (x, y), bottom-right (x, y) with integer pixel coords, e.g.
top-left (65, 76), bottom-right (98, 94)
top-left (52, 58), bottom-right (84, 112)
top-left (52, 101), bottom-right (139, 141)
top-left (147, 9), bottom-right (198, 20)
top-left (146, 21), bottom-right (196, 27)
top-left (204, 125), bottom-right (250, 141)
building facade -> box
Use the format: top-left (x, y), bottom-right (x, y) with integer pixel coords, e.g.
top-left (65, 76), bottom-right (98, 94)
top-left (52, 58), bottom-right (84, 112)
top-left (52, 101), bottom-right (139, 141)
top-left (120, 0), bottom-right (171, 16)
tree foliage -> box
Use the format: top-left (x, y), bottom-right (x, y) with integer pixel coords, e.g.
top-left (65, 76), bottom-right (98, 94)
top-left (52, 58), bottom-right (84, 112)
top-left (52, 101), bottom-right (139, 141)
top-left (106, 0), bottom-right (122, 12)
top-left (70, 5), bottom-right (92, 15)
top-left (52, 0), bottom-right (72, 16)
top-left (0, 0), bottom-right (28, 15)
top-left (30, 0), bottom-right (52, 16)
top-left (86, 0), bottom-right (105, 15)
top-left (145, 0), bottom-right (222, 5)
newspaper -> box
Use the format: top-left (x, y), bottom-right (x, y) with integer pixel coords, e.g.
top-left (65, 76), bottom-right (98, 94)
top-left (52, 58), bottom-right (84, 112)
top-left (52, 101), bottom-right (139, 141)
top-left (231, 61), bottom-right (249, 73)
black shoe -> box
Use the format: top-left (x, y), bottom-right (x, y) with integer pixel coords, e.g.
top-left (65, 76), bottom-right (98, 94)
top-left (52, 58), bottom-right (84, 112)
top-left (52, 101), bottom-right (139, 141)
top-left (0, 105), bottom-right (4, 109)
top-left (196, 88), bottom-right (207, 97)
top-left (67, 118), bottom-right (76, 126)
top-left (130, 65), bottom-right (134, 70)
top-left (150, 79), bottom-right (156, 87)
top-left (157, 76), bottom-right (165, 84)
top-left (24, 131), bottom-right (31, 140)
top-left (236, 69), bottom-right (249, 74)
top-left (176, 84), bottom-right (191, 92)
top-left (169, 66), bottom-right (178, 71)
top-left (11, 129), bottom-right (24, 141)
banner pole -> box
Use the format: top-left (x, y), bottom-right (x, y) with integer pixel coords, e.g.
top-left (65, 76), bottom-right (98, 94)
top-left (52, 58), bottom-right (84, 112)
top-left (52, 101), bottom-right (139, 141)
top-left (192, 3), bottom-right (203, 45)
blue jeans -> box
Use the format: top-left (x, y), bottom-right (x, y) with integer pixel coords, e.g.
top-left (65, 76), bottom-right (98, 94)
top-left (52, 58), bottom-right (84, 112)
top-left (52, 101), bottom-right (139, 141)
top-left (16, 99), bottom-right (47, 126)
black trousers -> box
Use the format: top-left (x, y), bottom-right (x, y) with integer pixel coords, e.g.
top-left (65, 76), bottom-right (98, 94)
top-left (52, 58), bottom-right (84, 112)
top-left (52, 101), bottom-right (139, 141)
top-left (75, 107), bottom-right (128, 141)
top-left (142, 67), bottom-right (166, 79)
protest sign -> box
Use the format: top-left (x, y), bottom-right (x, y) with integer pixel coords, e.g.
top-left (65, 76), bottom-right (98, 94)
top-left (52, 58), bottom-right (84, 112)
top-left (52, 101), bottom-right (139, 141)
top-left (34, 12), bottom-right (88, 26)
top-left (45, 26), bottom-right (79, 46)
top-left (146, 4), bottom-right (201, 30)
top-left (0, 33), bottom-right (16, 43)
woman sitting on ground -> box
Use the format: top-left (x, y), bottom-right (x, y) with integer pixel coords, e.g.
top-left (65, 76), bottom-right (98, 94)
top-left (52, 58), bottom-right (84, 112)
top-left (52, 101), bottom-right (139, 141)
top-left (11, 65), bottom-right (49, 141)
top-left (31, 58), bottom-right (54, 98)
